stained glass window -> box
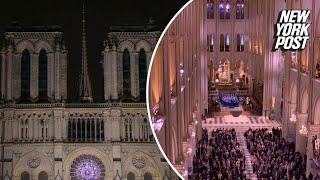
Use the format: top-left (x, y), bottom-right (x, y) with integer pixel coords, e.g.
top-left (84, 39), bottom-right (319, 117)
top-left (21, 49), bottom-right (31, 101)
top-left (225, 34), bottom-right (230, 51)
top-left (138, 48), bottom-right (147, 102)
top-left (123, 49), bottom-right (131, 99)
top-left (70, 154), bottom-right (105, 180)
top-left (236, 0), bottom-right (244, 19)
top-left (38, 49), bottom-right (48, 101)
top-left (207, 0), bottom-right (214, 19)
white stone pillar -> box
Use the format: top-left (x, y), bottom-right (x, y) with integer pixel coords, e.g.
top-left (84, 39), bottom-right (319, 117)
top-left (30, 53), bottom-right (38, 101)
top-left (296, 113), bottom-right (308, 155)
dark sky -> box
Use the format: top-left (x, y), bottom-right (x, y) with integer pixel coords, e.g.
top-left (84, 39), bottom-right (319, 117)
top-left (0, 0), bottom-right (185, 102)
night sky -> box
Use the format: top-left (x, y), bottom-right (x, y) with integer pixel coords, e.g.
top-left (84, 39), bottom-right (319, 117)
top-left (0, 0), bottom-right (185, 102)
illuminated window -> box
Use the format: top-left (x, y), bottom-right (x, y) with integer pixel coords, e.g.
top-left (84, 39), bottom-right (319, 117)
top-left (236, 0), bottom-right (244, 19)
top-left (237, 34), bottom-right (245, 51)
top-left (207, 0), bottom-right (214, 19)
top-left (207, 34), bottom-right (214, 52)
top-left (225, 34), bottom-right (230, 51)
top-left (70, 155), bottom-right (105, 180)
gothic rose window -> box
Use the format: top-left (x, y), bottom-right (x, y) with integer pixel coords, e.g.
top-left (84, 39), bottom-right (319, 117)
top-left (70, 154), bottom-right (105, 180)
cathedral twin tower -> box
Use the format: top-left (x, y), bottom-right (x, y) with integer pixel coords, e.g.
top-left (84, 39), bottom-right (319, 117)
top-left (0, 5), bottom-right (155, 103)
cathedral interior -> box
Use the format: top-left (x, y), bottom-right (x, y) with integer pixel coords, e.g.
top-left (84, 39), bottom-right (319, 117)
top-left (0, 3), bottom-right (178, 180)
top-left (148, 0), bottom-right (320, 179)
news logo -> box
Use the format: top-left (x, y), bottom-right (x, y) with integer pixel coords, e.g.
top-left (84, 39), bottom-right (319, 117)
top-left (272, 10), bottom-right (310, 51)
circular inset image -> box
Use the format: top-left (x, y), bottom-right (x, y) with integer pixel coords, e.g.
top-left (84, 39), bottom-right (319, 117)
top-left (147, 0), bottom-right (314, 179)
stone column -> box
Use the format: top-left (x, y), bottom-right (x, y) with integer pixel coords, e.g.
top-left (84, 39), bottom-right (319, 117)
top-left (6, 48), bottom-right (13, 101)
top-left (1, 50), bottom-right (6, 99)
top-left (296, 113), bottom-right (308, 155)
top-left (53, 109), bottom-right (63, 141)
top-left (54, 51), bottom-right (61, 101)
top-left (130, 52), bottom-right (138, 98)
top-left (14, 54), bottom-right (21, 100)
top-left (104, 110), bottom-right (111, 141)
top-left (111, 47), bottom-right (118, 100)
top-left (61, 50), bottom-right (68, 100)
top-left (287, 102), bottom-right (297, 141)
top-left (306, 125), bottom-right (320, 176)
top-left (103, 47), bottom-right (112, 101)
top-left (30, 53), bottom-right (38, 101)
top-left (110, 109), bottom-right (121, 141)
top-left (48, 53), bottom-right (55, 101)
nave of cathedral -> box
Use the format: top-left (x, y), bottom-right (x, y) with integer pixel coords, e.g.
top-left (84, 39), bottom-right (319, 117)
top-left (148, 0), bottom-right (320, 179)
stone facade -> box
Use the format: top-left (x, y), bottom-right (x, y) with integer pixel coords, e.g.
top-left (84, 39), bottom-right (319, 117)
top-left (0, 24), bottom-right (177, 179)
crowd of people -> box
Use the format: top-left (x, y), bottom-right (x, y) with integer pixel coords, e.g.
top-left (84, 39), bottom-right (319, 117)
top-left (219, 94), bottom-right (240, 108)
top-left (191, 128), bottom-right (246, 179)
top-left (244, 128), bottom-right (312, 179)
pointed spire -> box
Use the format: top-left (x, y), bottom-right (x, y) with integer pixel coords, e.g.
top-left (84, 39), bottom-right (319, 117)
top-left (78, 2), bottom-right (93, 102)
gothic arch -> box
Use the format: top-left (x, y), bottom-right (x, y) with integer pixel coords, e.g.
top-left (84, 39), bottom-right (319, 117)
top-left (123, 150), bottom-right (160, 179)
top-left (12, 151), bottom-right (53, 180)
top-left (16, 40), bottom-right (35, 54)
top-left (136, 40), bottom-right (151, 52)
top-left (63, 147), bottom-right (113, 180)
top-left (118, 40), bottom-right (135, 52)
top-left (35, 40), bottom-right (53, 53)
top-left (300, 89), bottom-right (309, 114)
top-left (290, 82), bottom-right (297, 104)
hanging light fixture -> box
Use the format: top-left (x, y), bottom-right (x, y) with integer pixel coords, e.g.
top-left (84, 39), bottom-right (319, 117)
top-left (290, 113), bottom-right (297, 122)
top-left (179, 63), bottom-right (185, 77)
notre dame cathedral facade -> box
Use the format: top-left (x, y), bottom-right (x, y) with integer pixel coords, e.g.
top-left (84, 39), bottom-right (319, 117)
top-left (0, 6), bottom-right (177, 180)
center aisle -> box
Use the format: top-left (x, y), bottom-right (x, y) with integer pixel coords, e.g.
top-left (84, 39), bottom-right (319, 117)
top-left (236, 132), bottom-right (257, 180)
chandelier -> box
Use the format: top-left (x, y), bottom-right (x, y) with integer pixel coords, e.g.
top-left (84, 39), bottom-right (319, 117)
top-left (299, 125), bottom-right (308, 136)
top-left (290, 113), bottom-right (297, 122)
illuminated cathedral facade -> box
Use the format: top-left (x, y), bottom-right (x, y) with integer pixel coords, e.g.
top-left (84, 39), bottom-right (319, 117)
top-left (0, 6), bottom-right (176, 180)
